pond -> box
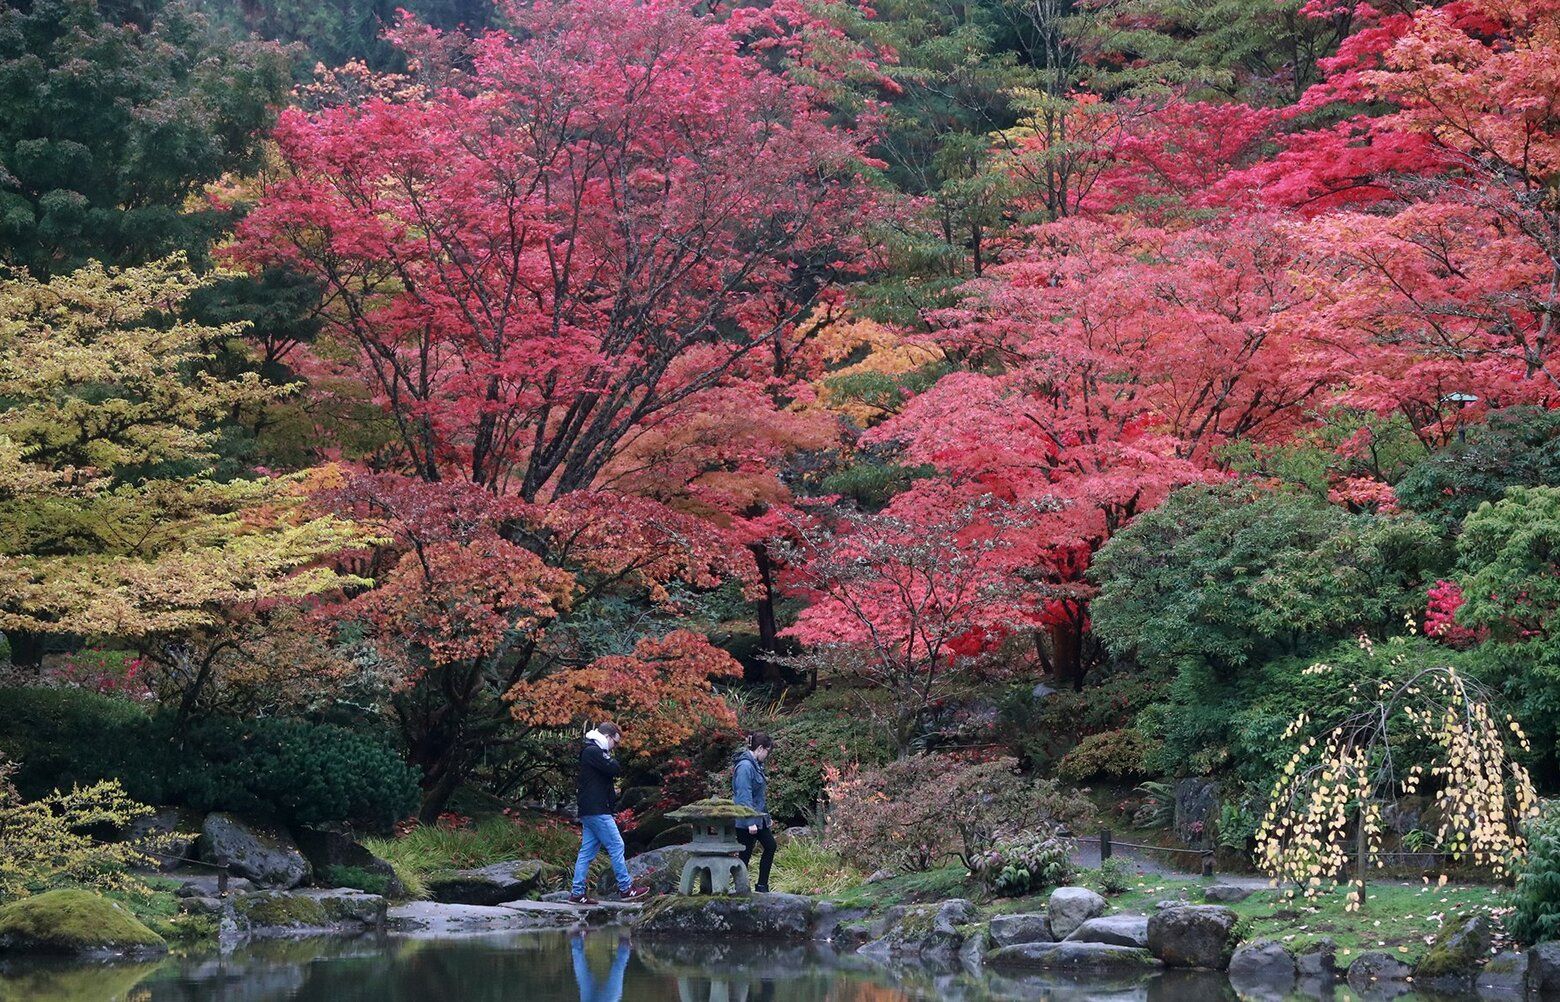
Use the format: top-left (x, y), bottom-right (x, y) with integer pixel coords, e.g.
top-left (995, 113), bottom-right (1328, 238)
top-left (0, 931), bottom-right (1478, 1002)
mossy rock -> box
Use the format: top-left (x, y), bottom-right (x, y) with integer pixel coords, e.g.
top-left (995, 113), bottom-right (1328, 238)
top-left (635, 893), bottom-right (818, 940)
top-left (1416, 913), bottom-right (1493, 979)
top-left (0, 890), bottom-right (167, 958)
top-left (228, 889), bottom-right (386, 935)
top-left (230, 893), bottom-right (330, 929)
top-left (666, 798), bottom-right (751, 822)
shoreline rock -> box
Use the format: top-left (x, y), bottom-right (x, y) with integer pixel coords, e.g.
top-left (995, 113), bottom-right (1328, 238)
top-left (0, 890), bottom-right (167, 960)
top-left (198, 814), bottom-right (311, 890)
top-left (1146, 905), bottom-right (1239, 970)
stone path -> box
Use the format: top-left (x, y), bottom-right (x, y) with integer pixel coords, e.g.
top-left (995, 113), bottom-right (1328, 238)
top-left (1069, 841), bottom-right (1271, 889)
top-left (386, 899), bottom-right (641, 935)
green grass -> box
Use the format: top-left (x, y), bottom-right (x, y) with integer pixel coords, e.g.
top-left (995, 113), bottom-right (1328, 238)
top-left (1033, 873), bottom-right (1514, 965)
top-left (363, 814), bottom-right (578, 900)
top-left (827, 864), bottom-right (975, 911)
top-left (819, 859), bottom-right (1515, 968)
top-left (769, 838), bottom-right (863, 897)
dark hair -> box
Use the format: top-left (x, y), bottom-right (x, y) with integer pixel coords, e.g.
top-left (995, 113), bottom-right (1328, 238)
top-left (597, 721), bottom-right (621, 738)
top-left (747, 731), bottom-right (773, 751)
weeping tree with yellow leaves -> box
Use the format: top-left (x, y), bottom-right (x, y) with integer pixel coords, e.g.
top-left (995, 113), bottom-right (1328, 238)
top-left (0, 256), bottom-right (371, 721)
top-left (1256, 632), bottom-right (1539, 910)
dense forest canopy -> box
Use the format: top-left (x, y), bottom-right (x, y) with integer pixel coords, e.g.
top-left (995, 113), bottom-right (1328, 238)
top-left (3, 0), bottom-right (1560, 846)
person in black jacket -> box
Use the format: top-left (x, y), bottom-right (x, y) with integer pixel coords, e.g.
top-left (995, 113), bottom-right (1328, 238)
top-left (569, 721), bottom-right (648, 904)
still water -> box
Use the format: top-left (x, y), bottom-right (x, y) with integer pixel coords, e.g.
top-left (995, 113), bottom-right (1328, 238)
top-left (0, 931), bottom-right (1470, 1002)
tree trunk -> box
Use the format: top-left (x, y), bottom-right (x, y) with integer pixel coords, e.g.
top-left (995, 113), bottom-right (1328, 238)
top-left (7, 630), bottom-right (44, 669)
top-left (1048, 613), bottom-right (1086, 691)
top-left (748, 543), bottom-right (782, 684)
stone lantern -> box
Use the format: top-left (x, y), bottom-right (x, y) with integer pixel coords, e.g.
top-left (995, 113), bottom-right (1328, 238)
top-left (666, 798), bottom-right (760, 896)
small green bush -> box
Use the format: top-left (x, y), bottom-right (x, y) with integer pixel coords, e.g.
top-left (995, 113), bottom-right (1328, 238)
top-left (0, 687), bottom-right (419, 832)
top-left (1511, 803), bottom-right (1560, 944)
top-left (1057, 728), bottom-right (1161, 783)
top-left (1094, 857), bottom-right (1133, 895)
top-left (971, 826), bottom-right (1074, 897)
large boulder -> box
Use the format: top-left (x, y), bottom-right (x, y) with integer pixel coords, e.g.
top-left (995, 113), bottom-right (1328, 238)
top-left (985, 941), bottom-right (1161, 973)
top-left (1346, 951), bottom-right (1413, 994)
top-left (1146, 905), bottom-right (1239, 970)
top-left (1065, 914), bottom-right (1149, 948)
top-left (1296, 938), bottom-right (1337, 978)
top-left (294, 828), bottom-right (405, 897)
top-left (989, 912), bottom-right (1052, 948)
top-left (426, 860), bottom-right (558, 906)
top-left (124, 806), bottom-right (202, 872)
top-left (593, 847), bottom-right (694, 897)
top-left (198, 813), bottom-right (311, 889)
top-left (1173, 779), bottom-right (1220, 845)
top-left (1047, 886), bottom-right (1106, 939)
top-left (1202, 883), bottom-right (1253, 903)
top-left (1528, 941), bottom-right (1560, 994)
top-left (634, 893), bottom-right (817, 940)
top-left (227, 889), bottom-right (387, 938)
top-left (1476, 951), bottom-right (1527, 996)
top-left (0, 889), bottom-right (166, 959)
top-left (1228, 939), bottom-right (1298, 1000)
top-left (860, 899), bottom-right (977, 961)
top-left (1416, 913), bottom-right (1493, 988)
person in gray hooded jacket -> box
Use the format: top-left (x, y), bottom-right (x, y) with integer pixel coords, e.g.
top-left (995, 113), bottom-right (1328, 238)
top-left (731, 731), bottom-right (775, 892)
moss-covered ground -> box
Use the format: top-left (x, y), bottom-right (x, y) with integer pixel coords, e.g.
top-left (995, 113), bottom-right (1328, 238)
top-left (815, 858), bottom-right (1513, 968)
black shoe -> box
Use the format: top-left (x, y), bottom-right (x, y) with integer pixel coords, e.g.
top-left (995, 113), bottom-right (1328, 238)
top-left (753, 885), bottom-right (769, 893)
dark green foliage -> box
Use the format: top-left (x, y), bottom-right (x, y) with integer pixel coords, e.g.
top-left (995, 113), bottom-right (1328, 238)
top-left (763, 711), bottom-right (894, 823)
top-left (1452, 487), bottom-right (1560, 779)
top-left (1056, 728), bottom-right (1161, 783)
top-left (322, 864), bottom-right (392, 896)
top-left (1511, 803), bottom-right (1560, 945)
top-left (1071, 0), bottom-right (1353, 103)
top-left (1396, 407), bottom-right (1560, 534)
top-left (0, 0), bottom-right (295, 275)
top-left (817, 457), bottom-right (937, 512)
top-left (1091, 484), bottom-right (1443, 676)
top-left (1138, 636), bottom-right (1458, 783)
top-left (0, 687), bottom-right (418, 831)
top-left (193, 0), bottom-right (500, 70)
top-left (998, 675), bottom-right (1165, 772)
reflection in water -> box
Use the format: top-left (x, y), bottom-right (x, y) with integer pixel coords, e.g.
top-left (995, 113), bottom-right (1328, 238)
top-left (0, 931), bottom-right (1470, 1002)
top-left (572, 934), bottom-right (628, 1002)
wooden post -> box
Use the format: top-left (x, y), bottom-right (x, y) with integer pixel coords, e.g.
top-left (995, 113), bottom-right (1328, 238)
top-left (1100, 829), bottom-right (1113, 862)
top-left (1201, 850), bottom-right (1214, 878)
top-left (218, 867), bottom-right (228, 897)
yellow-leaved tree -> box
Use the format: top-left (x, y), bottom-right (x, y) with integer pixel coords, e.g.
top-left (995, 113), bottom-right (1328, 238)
top-left (1256, 632), bottom-right (1539, 910)
top-left (0, 755), bottom-right (155, 899)
top-left (0, 256), bottom-right (372, 720)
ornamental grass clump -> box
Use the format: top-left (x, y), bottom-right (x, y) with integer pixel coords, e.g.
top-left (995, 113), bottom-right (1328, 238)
top-left (1256, 634), bottom-right (1538, 911)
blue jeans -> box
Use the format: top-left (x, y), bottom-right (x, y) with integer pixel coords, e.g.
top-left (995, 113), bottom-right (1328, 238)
top-left (573, 814), bottom-right (631, 895)
top-left (572, 935), bottom-right (629, 1002)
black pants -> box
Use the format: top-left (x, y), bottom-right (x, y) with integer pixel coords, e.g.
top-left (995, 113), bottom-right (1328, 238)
top-left (737, 825), bottom-right (776, 890)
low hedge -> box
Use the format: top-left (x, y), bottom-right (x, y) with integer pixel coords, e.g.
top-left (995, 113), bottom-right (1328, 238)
top-left (0, 687), bottom-right (418, 832)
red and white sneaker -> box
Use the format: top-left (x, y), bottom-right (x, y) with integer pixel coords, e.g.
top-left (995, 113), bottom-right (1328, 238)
top-left (619, 886), bottom-right (651, 901)
top-left (567, 893), bottom-right (600, 905)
